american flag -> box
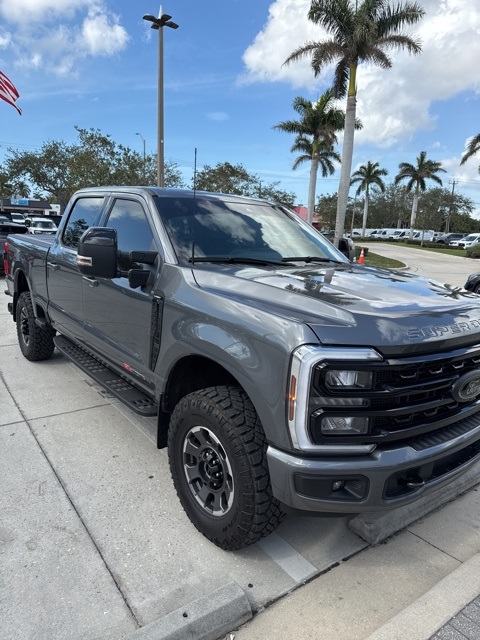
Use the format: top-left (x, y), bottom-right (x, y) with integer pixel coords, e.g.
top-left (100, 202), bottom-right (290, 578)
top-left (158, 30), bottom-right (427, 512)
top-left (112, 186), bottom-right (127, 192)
top-left (0, 71), bottom-right (22, 115)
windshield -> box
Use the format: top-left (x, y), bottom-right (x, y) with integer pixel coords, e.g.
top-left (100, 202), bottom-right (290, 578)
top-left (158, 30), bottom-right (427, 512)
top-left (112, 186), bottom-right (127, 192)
top-left (155, 197), bottom-right (348, 266)
top-left (463, 235), bottom-right (479, 242)
top-left (31, 219), bottom-right (56, 229)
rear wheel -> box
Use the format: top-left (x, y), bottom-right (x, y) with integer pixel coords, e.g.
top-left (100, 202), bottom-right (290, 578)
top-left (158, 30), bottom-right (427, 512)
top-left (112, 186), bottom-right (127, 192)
top-left (168, 386), bottom-right (284, 550)
top-left (16, 292), bottom-right (55, 361)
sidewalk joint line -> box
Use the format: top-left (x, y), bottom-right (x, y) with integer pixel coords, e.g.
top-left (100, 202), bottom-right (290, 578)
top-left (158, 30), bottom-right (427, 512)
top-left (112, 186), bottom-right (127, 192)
top-left (0, 368), bottom-right (141, 631)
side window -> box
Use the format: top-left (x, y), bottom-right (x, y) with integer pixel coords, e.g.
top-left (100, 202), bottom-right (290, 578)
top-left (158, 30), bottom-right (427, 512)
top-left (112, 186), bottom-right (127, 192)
top-left (62, 197), bottom-right (104, 249)
top-left (106, 199), bottom-right (156, 271)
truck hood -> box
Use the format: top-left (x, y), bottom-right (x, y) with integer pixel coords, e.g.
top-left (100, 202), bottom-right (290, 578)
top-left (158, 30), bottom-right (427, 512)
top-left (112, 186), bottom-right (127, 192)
top-left (192, 263), bottom-right (480, 355)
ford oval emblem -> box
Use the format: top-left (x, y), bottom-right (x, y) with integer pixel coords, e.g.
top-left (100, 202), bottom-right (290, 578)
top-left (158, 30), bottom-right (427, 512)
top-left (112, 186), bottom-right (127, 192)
top-left (451, 370), bottom-right (480, 403)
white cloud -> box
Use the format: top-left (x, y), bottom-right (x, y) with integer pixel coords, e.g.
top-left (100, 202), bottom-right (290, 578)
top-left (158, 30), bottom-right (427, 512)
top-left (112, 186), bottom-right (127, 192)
top-left (0, 30), bottom-right (11, 48)
top-left (241, 0), bottom-right (480, 146)
top-left (81, 8), bottom-right (128, 56)
top-left (0, 1), bottom-right (129, 76)
top-left (0, 0), bottom-right (90, 23)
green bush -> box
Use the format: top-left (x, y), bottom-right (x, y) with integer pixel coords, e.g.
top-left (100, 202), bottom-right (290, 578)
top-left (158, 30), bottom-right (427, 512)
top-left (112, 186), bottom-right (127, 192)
top-left (466, 245), bottom-right (480, 259)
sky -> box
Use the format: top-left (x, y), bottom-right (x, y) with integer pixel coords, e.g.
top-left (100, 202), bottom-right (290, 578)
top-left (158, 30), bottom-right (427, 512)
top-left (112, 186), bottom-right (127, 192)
top-left (0, 0), bottom-right (480, 213)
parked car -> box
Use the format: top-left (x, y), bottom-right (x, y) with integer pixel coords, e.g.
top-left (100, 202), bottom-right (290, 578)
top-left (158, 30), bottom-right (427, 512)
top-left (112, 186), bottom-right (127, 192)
top-left (25, 217), bottom-right (58, 235)
top-left (451, 233), bottom-right (480, 249)
top-left (464, 272), bottom-right (480, 294)
top-left (0, 220), bottom-right (28, 272)
top-left (10, 213), bottom-right (26, 225)
top-left (437, 233), bottom-right (467, 245)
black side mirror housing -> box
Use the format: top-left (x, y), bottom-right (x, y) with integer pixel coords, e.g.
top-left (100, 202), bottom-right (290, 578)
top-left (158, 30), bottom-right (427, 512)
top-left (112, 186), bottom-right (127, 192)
top-left (77, 227), bottom-right (118, 278)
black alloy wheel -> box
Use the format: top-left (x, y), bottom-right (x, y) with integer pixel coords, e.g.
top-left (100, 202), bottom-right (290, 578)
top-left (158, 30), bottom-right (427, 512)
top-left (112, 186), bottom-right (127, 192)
top-left (168, 385), bottom-right (284, 550)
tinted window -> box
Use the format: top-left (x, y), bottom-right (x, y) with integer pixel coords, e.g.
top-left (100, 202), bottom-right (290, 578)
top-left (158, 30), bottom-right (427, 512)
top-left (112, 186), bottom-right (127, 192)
top-left (106, 199), bottom-right (156, 270)
top-left (156, 197), bottom-right (347, 265)
top-left (63, 197), bottom-right (104, 249)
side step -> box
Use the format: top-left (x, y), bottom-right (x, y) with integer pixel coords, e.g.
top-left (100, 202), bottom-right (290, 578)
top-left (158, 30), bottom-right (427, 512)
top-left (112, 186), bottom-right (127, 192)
top-left (54, 335), bottom-right (158, 416)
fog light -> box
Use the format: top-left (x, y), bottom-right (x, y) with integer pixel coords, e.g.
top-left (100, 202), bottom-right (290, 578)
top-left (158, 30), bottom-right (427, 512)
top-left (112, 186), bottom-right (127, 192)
top-left (321, 416), bottom-right (369, 434)
top-left (332, 480), bottom-right (345, 491)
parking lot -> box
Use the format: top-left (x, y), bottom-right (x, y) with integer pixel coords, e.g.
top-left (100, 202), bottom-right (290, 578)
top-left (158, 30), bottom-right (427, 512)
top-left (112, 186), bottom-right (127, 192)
top-left (1, 245), bottom-right (480, 640)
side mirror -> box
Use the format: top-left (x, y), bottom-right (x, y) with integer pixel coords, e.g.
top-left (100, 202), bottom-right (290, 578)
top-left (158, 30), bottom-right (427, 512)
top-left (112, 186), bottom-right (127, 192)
top-left (77, 227), bottom-right (118, 278)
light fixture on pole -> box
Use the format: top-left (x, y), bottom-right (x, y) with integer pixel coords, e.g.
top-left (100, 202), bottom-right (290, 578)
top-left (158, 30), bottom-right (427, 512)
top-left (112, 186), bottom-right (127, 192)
top-left (143, 6), bottom-right (179, 188)
top-left (135, 132), bottom-right (146, 184)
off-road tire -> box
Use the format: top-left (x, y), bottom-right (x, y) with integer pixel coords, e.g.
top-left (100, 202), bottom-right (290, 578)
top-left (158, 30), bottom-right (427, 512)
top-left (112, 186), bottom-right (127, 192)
top-left (168, 386), bottom-right (284, 550)
top-left (16, 292), bottom-right (56, 361)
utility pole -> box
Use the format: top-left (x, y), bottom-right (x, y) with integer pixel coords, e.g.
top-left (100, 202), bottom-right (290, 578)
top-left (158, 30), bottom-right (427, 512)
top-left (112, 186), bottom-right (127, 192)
top-left (446, 179), bottom-right (457, 234)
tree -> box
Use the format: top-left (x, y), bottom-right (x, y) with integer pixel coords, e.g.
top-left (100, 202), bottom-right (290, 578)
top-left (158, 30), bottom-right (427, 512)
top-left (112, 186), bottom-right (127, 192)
top-left (460, 134), bottom-right (480, 170)
top-left (7, 140), bottom-right (77, 212)
top-left (6, 127), bottom-right (185, 212)
top-left (316, 193), bottom-right (338, 229)
top-left (285, 0), bottom-right (424, 247)
top-left (273, 91), bottom-right (345, 223)
top-left (192, 161), bottom-right (296, 207)
top-left (394, 151), bottom-right (446, 238)
top-left (350, 161), bottom-right (388, 236)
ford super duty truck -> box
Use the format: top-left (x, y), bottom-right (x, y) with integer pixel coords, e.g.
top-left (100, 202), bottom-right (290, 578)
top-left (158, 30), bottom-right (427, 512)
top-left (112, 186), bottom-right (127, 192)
top-left (4, 186), bottom-right (480, 550)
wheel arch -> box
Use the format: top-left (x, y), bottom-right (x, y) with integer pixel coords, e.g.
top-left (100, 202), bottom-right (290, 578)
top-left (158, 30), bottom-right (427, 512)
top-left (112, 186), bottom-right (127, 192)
top-left (12, 269), bottom-right (48, 325)
top-left (157, 354), bottom-right (246, 447)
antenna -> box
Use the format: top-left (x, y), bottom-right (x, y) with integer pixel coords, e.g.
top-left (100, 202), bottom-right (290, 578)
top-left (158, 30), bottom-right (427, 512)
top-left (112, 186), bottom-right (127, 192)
top-left (191, 148), bottom-right (197, 265)
top-left (193, 147), bottom-right (198, 195)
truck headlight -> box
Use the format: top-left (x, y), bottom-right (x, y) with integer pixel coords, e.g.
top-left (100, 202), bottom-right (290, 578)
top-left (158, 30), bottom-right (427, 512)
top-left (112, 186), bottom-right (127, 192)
top-left (287, 346), bottom-right (382, 451)
top-left (325, 370), bottom-right (372, 389)
top-left (320, 415), bottom-right (370, 434)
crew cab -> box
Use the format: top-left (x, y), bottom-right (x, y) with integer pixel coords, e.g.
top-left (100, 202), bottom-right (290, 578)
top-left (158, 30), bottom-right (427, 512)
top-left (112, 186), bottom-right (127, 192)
top-left (4, 187), bottom-right (480, 550)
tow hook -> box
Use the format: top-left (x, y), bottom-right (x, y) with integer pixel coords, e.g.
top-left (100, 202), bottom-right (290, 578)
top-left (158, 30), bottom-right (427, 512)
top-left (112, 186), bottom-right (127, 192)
top-left (401, 475), bottom-right (425, 490)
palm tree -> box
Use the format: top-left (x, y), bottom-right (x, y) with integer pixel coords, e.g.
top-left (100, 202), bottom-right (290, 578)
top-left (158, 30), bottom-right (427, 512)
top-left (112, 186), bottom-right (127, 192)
top-left (460, 134), bottom-right (480, 169)
top-left (285, 0), bottom-right (424, 247)
top-left (274, 90), bottom-right (345, 224)
top-left (291, 135), bottom-right (342, 222)
top-left (350, 161), bottom-right (388, 237)
top-left (394, 151), bottom-right (446, 239)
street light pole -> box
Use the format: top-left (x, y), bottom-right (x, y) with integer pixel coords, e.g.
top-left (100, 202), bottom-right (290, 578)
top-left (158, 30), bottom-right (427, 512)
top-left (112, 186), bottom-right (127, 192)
top-left (143, 6), bottom-right (179, 188)
top-left (135, 133), bottom-right (146, 184)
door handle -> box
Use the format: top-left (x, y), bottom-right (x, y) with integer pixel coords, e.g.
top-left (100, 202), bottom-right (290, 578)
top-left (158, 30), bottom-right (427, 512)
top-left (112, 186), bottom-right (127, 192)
top-left (82, 276), bottom-right (99, 287)
top-left (47, 262), bottom-right (60, 271)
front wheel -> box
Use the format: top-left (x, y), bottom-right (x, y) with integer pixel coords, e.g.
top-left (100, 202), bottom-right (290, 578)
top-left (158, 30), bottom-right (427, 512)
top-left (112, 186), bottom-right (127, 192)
top-left (168, 386), bottom-right (284, 550)
top-left (16, 292), bottom-right (56, 361)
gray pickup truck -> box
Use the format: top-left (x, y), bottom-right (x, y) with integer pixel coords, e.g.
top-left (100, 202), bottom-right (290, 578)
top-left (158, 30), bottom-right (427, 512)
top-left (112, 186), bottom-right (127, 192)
top-left (4, 186), bottom-right (480, 550)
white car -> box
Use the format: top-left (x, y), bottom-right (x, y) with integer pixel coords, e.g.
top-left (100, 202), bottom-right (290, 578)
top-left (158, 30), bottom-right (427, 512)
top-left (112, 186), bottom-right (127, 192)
top-left (26, 217), bottom-right (58, 235)
top-left (451, 233), bottom-right (480, 248)
top-left (11, 213), bottom-right (26, 224)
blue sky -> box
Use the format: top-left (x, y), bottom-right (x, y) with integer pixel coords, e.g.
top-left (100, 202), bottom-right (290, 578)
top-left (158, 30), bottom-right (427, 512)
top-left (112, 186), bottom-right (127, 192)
top-left (1, 0), bottom-right (480, 212)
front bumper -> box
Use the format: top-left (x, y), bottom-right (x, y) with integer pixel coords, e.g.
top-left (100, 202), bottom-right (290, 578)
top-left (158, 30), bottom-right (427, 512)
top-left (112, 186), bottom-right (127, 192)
top-left (267, 415), bottom-right (480, 513)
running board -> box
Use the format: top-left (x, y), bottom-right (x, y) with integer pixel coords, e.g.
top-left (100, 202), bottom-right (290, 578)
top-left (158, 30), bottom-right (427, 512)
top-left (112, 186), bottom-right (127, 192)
top-left (54, 335), bottom-right (158, 416)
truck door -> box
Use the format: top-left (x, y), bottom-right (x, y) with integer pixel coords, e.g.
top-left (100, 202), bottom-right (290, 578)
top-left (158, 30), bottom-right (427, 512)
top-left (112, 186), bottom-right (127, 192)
top-left (82, 196), bottom-right (161, 389)
top-left (47, 196), bottom-right (105, 341)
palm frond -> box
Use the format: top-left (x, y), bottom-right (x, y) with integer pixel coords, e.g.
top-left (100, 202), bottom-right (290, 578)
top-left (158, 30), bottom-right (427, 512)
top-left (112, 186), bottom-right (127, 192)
top-left (460, 134), bottom-right (480, 165)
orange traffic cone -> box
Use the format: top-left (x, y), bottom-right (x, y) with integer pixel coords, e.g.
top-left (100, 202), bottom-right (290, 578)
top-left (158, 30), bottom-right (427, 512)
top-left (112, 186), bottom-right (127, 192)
top-left (358, 247), bottom-right (365, 264)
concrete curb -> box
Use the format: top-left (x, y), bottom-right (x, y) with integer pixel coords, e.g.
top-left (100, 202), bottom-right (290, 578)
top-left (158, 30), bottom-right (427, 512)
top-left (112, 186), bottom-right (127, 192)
top-left (349, 463), bottom-right (480, 545)
top-left (122, 582), bottom-right (252, 640)
top-left (364, 553), bottom-right (480, 640)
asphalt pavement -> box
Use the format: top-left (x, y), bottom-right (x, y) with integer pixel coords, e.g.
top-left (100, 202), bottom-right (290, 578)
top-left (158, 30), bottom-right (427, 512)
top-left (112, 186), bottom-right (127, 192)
top-left (1, 244), bottom-right (480, 640)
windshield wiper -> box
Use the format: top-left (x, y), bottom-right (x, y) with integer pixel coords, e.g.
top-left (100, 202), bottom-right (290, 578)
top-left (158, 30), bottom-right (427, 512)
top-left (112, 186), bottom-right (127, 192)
top-left (281, 256), bottom-right (345, 264)
top-left (188, 256), bottom-right (293, 266)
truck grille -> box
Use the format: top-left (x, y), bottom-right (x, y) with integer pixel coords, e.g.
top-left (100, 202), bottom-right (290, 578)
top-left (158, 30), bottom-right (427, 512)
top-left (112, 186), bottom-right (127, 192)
top-left (309, 344), bottom-right (480, 445)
